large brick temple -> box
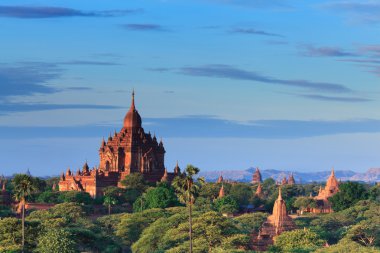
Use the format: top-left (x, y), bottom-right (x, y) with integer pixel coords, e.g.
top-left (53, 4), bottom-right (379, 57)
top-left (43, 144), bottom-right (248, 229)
top-left (59, 91), bottom-right (177, 197)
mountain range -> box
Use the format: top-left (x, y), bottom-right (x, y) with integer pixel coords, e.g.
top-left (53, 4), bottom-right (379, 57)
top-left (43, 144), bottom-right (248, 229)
top-left (199, 168), bottom-right (380, 183)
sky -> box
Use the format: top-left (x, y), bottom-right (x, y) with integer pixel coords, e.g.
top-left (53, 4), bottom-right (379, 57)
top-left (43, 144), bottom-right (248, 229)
top-left (0, 0), bottom-right (379, 176)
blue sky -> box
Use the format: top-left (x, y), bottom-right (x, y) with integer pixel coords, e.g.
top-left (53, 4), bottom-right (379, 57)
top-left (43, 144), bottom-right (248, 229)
top-left (0, 0), bottom-right (379, 176)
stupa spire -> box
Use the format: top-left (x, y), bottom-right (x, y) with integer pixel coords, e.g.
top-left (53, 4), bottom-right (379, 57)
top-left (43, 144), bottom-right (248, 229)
top-left (131, 89), bottom-right (135, 109)
top-left (218, 184), bottom-right (225, 198)
top-left (278, 186), bottom-right (283, 201)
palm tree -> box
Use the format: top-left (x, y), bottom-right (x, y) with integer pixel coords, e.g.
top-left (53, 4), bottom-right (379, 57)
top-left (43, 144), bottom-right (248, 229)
top-left (13, 174), bottom-right (37, 252)
top-left (172, 165), bottom-right (205, 253)
top-left (103, 195), bottom-right (117, 215)
top-left (103, 186), bottom-right (121, 215)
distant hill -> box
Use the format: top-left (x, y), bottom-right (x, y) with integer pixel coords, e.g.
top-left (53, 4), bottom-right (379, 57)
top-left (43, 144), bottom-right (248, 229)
top-left (199, 168), bottom-right (380, 183)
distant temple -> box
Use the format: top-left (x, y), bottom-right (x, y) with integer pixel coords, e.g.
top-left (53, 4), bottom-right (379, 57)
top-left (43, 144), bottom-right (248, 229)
top-left (312, 169), bottom-right (339, 213)
top-left (279, 173), bottom-right (296, 186)
top-left (252, 168), bottom-right (262, 184)
top-left (252, 187), bottom-right (296, 251)
top-left (59, 91), bottom-right (177, 197)
top-left (288, 173), bottom-right (295, 185)
top-left (0, 178), bottom-right (11, 206)
top-left (217, 174), bottom-right (224, 183)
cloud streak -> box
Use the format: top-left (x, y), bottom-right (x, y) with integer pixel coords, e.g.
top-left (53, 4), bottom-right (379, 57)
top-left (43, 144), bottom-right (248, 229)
top-left (179, 64), bottom-right (351, 93)
top-left (0, 5), bottom-right (141, 19)
top-left (322, 1), bottom-right (380, 24)
top-left (230, 27), bottom-right (284, 37)
top-left (1, 116), bottom-right (380, 139)
top-left (0, 63), bottom-right (61, 99)
top-left (0, 102), bottom-right (122, 115)
top-left (299, 45), bottom-right (356, 57)
top-left (121, 24), bottom-right (166, 31)
top-left (58, 60), bottom-right (122, 66)
top-left (299, 94), bottom-right (372, 103)
top-left (206, 0), bottom-right (292, 9)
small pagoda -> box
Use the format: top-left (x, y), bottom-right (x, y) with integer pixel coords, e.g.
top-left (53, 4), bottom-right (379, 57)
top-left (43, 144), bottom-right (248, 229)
top-left (252, 168), bottom-right (262, 184)
top-left (252, 187), bottom-right (296, 251)
top-left (288, 173), bottom-right (295, 185)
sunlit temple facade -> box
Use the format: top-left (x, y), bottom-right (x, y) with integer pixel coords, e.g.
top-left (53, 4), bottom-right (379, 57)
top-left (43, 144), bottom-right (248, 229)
top-left (59, 92), bottom-right (178, 197)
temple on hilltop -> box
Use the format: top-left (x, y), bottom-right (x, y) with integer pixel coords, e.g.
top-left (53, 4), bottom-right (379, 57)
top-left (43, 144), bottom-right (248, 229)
top-left (59, 91), bottom-right (178, 198)
top-left (252, 187), bottom-right (296, 251)
top-left (312, 168), bottom-right (339, 213)
top-left (252, 168), bottom-right (262, 184)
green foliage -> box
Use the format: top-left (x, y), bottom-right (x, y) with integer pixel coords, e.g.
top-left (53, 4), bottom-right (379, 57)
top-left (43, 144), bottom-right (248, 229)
top-left (194, 197), bottom-right (214, 212)
top-left (329, 182), bottom-right (369, 212)
top-left (313, 238), bottom-right (379, 253)
top-left (369, 184), bottom-right (380, 202)
top-left (116, 208), bottom-right (169, 248)
top-left (36, 229), bottom-right (77, 253)
top-left (133, 185), bottom-right (179, 212)
top-left (346, 219), bottom-right (380, 247)
top-left (214, 196), bottom-right (239, 214)
top-left (36, 191), bottom-right (60, 203)
top-left (229, 183), bottom-right (252, 208)
top-left (120, 173), bottom-right (148, 193)
top-left (57, 191), bottom-right (93, 205)
top-left (199, 183), bottom-right (221, 200)
top-left (274, 229), bottom-right (325, 252)
top-left (233, 212), bottom-right (268, 233)
top-left (0, 217), bottom-right (39, 252)
top-left (294, 197), bottom-right (317, 211)
top-left (132, 212), bottom-right (188, 253)
top-left (96, 213), bottom-right (124, 235)
top-left (160, 211), bottom-right (249, 252)
top-left (308, 200), bottom-right (379, 244)
top-left (0, 218), bottom-right (21, 249)
top-left (0, 205), bottom-right (13, 218)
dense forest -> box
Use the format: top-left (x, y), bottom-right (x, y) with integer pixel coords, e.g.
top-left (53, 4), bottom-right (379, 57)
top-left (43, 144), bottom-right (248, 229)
top-left (0, 165), bottom-right (379, 253)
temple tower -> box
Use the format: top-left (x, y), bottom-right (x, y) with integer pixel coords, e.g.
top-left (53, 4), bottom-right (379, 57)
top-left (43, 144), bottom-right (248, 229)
top-left (312, 168), bottom-right (340, 213)
top-left (252, 187), bottom-right (296, 251)
top-left (252, 168), bottom-right (262, 184)
top-left (288, 173), bottom-right (295, 185)
top-left (218, 184), bottom-right (225, 198)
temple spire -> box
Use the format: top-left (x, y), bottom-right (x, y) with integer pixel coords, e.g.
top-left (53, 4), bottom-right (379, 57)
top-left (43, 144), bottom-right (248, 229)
top-left (218, 184), bottom-right (225, 198)
top-left (131, 89), bottom-right (135, 109)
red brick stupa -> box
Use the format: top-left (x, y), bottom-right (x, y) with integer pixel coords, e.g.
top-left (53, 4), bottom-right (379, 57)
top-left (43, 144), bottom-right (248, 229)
top-left (59, 91), bottom-right (177, 197)
top-left (252, 187), bottom-right (296, 251)
top-left (252, 168), bottom-right (262, 184)
top-left (312, 168), bottom-right (339, 213)
top-left (217, 174), bottom-right (224, 183)
top-left (288, 173), bottom-right (295, 185)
